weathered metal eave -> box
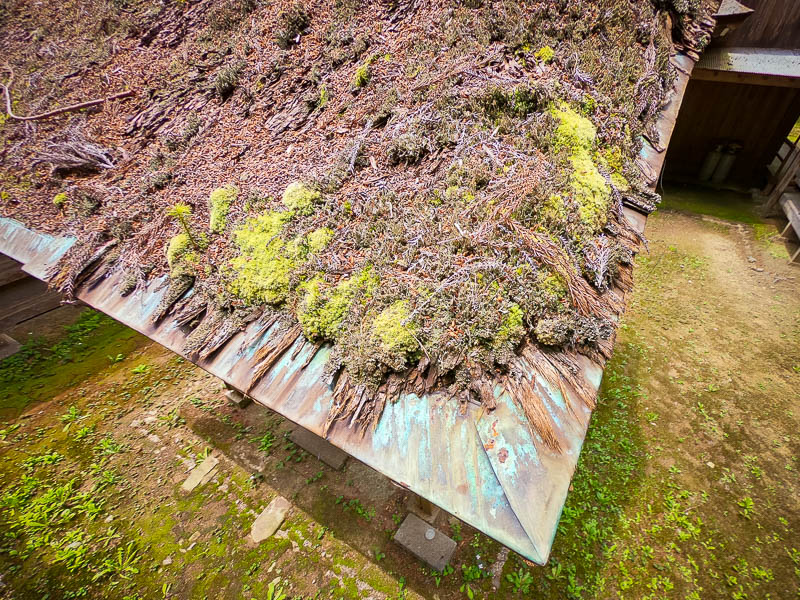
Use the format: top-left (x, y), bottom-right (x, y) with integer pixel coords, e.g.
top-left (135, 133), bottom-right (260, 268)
top-left (0, 51), bottom-right (698, 565)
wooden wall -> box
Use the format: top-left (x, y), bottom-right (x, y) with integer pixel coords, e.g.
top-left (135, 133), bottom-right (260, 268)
top-left (716, 0), bottom-right (800, 50)
top-left (664, 79), bottom-right (800, 186)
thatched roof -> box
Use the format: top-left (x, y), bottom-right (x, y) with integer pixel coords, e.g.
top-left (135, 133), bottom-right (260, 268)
top-left (0, 0), bottom-right (717, 562)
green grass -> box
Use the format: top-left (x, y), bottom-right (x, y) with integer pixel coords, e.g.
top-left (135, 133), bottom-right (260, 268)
top-left (0, 311), bottom-right (144, 418)
top-left (660, 185), bottom-right (760, 224)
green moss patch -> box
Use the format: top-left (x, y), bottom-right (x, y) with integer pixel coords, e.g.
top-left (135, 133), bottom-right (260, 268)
top-left (371, 300), bottom-right (418, 359)
top-left (550, 102), bottom-right (611, 232)
top-left (228, 212), bottom-right (331, 305)
top-left (228, 210), bottom-right (296, 305)
top-left (166, 233), bottom-right (191, 270)
top-left (282, 181), bottom-right (320, 215)
top-left (209, 185), bottom-right (237, 234)
top-left (535, 45), bottom-right (554, 63)
top-left (493, 303), bottom-right (525, 348)
top-left (298, 268), bottom-right (378, 341)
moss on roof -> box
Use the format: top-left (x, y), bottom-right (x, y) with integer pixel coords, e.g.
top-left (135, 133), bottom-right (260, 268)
top-left (3, 0), bottom-right (716, 433)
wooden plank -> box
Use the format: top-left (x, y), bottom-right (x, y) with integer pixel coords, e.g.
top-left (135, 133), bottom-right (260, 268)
top-left (766, 149), bottom-right (800, 211)
top-left (692, 69), bottom-right (800, 89)
top-left (779, 193), bottom-right (800, 241)
top-left (0, 255), bottom-right (26, 288)
top-left (790, 247), bottom-right (800, 264)
top-left (714, 0), bottom-right (800, 50)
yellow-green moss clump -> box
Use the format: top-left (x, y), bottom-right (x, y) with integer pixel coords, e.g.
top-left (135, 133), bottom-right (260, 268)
top-left (166, 233), bottom-right (196, 278)
top-left (209, 185), bottom-right (237, 233)
top-left (298, 268), bottom-right (378, 340)
top-left (372, 300), bottom-right (418, 357)
top-left (53, 192), bottom-right (67, 207)
top-left (282, 182), bottom-right (320, 215)
top-left (598, 147), bottom-right (630, 191)
top-left (535, 45), bottom-right (555, 63)
top-left (166, 233), bottom-right (190, 268)
top-left (353, 62), bottom-right (371, 88)
top-left (538, 269), bottom-right (568, 302)
top-left (493, 303), bottom-right (525, 348)
top-left (307, 227), bottom-right (334, 253)
top-left (228, 211), bottom-right (296, 304)
top-left (550, 102), bottom-right (611, 232)
top-left (228, 214), bottom-right (331, 305)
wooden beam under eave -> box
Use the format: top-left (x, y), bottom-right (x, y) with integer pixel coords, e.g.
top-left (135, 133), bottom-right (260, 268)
top-left (692, 68), bottom-right (800, 89)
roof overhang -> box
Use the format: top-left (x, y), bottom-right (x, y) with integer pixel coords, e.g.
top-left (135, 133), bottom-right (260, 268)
top-left (711, 0), bottom-right (754, 38)
top-left (0, 52), bottom-right (697, 565)
top-left (694, 48), bottom-right (800, 88)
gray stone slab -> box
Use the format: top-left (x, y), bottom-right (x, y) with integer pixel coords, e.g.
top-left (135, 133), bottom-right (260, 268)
top-left (225, 388), bottom-right (252, 408)
top-left (0, 334), bottom-right (21, 361)
top-left (393, 513), bottom-right (456, 572)
top-left (289, 426), bottom-right (348, 470)
top-left (181, 456), bottom-right (219, 492)
top-left (250, 496), bottom-right (291, 543)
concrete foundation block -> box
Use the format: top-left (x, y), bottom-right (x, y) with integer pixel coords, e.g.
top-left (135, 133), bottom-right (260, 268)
top-left (289, 426), bottom-right (348, 470)
top-left (0, 334), bottom-right (21, 361)
top-left (225, 388), bottom-right (252, 409)
top-left (393, 513), bottom-right (456, 572)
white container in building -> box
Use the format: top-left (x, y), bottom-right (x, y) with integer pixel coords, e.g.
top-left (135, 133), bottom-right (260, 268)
top-left (699, 145), bottom-right (724, 181)
top-left (711, 146), bottom-right (740, 184)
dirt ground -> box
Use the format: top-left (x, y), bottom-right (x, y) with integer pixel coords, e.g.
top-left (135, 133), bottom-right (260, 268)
top-left (0, 188), bottom-right (798, 599)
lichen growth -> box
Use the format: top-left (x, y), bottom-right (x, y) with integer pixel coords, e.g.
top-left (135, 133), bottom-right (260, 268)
top-left (53, 192), bottom-right (67, 207)
top-left (534, 316), bottom-right (571, 346)
top-left (538, 270), bottom-right (568, 302)
top-left (298, 268), bottom-right (378, 341)
top-left (209, 185), bottom-right (237, 234)
top-left (371, 300), bottom-right (418, 358)
top-left (535, 45), bottom-right (554, 63)
top-left (550, 102), bottom-right (611, 231)
top-left (282, 181), bottom-right (320, 215)
top-left (386, 133), bottom-right (429, 165)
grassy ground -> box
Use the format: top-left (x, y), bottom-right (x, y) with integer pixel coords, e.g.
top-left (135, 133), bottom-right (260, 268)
top-left (0, 190), bottom-right (798, 599)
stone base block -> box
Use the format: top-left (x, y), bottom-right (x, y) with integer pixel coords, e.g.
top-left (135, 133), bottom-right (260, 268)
top-left (393, 513), bottom-right (456, 572)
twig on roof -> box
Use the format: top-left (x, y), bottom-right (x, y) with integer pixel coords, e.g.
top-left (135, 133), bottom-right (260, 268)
top-left (1, 66), bottom-right (134, 122)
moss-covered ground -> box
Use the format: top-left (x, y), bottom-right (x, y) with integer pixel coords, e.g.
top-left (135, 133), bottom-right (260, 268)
top-left (0, 189), bottom-right (798, 599)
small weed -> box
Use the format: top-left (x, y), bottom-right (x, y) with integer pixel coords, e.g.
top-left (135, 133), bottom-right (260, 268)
top-left (506, 568), bottom-right (533, 594)
top-left (159, 409), bottom-right (185, 429)
top-left (94, 436), bottom-right (124, 456)
top-left (737, 496), bottom-right (755, 519)
top-left (131, 364), bottom-right (150, 375)
top-left (433, 564), bottom-right (454, 586)
top-left (23, 451), bottom-right (64, 471)
top-left (306, 470), bottom-right (323, 484)
top-left (60, 405), bottom-right (82, 431)
top-left (451, 521), bottom-right (463, 542)
top-left (254, 431), bottom-right (276, 455)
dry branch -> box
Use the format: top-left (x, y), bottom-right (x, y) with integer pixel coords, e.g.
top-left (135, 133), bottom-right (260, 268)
top-left (1, 66), bottom-right (134, 122)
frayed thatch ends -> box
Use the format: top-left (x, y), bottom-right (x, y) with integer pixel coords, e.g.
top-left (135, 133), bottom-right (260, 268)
top-left (247, 323), bottom-right (304, 393)
top-left (46, 232), bottom-right (117, 303)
